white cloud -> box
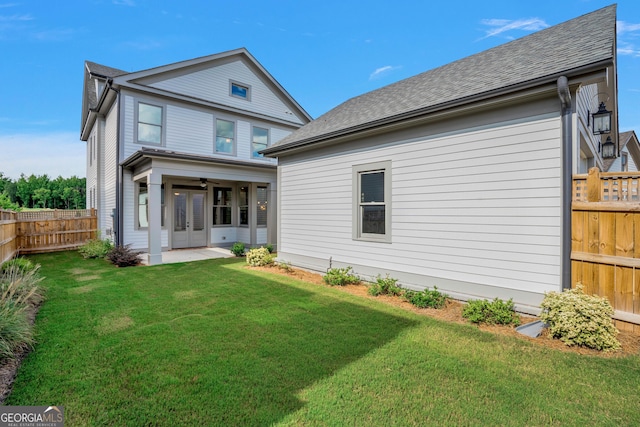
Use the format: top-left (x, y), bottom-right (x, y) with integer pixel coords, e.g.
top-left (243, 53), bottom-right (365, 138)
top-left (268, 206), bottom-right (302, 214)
top-left (369, 65), bottom-right (401, 81)
top-left (113, 0), bottom-right (135, 6)
top-left (0, 132), bottom-right (85, 180)
top-left (479, 18), bottom-right (549, 40)
top-left (120, 38), bottom-right (163, 50)
top-left (618, 21), bottom-right (640, 34)
top-left (618, 42), bottom-right (640, 57)
top-left (0, 13), bottom-right (33, 22)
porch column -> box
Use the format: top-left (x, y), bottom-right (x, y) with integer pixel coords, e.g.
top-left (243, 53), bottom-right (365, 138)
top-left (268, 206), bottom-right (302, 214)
top-left (267, 181), bottom-right (277, 249)
top-left (147, 172), bottom-right (163, 265)
top-left (249, 183), bottom-right (258, 247)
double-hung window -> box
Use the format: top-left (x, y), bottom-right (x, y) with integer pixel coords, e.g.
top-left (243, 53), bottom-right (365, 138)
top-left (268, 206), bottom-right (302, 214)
top-left (252, 127), bottom-right (269, 158)
top-left (216, 119), bottom-right (235, 154)
top-left (137, 102), bottom-right (163, 145)
top-left (213, 187), bottom-right (232, 226)
top-left (257, 186), bottom-right (267, 227)
top-left (137, 182), bottom-right (165, 228)
top-left (239, 186), bottom-right (249, 226)
top-left (353, 161), bottom-right (391, 242)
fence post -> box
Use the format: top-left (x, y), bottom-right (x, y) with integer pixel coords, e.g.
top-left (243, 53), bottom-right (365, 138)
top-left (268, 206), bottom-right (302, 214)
top-left (587, 167), bottom-right (601, 202)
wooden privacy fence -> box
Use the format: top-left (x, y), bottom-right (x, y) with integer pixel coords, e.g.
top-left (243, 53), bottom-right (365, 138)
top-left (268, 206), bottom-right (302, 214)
top-left (0, 209), bottom-right (97, 263)
top-left (0, 210), bottom-right (18, 265)
top-left (572, 168), bottom-right (640, 332)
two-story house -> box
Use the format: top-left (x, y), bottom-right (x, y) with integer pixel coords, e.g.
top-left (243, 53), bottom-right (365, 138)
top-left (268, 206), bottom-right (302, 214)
top-left (80, 48), bottom-right (311, 265)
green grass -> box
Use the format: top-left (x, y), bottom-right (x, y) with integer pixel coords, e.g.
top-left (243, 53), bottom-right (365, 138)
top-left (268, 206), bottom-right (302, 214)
top-left (6, 251), bottom-right (640, 426)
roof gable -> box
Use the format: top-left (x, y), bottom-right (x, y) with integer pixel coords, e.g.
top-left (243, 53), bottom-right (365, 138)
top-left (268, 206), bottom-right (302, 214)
top-left (114, 48), bottom-right (311, 125)
top-left (266, 5), bottom-right (616, 154)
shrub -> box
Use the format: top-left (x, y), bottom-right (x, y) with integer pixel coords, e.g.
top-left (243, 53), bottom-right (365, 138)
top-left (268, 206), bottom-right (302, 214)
top-left (79, 238), bottom-right (114, 259)
top-left (0, 263), bottom-right (44, 307)
top-left (1, 257), bottom-right (36, 275)
top-left (540, 284), bottom-right (620, 351)
top-left (265, 243), bottom-right (274, 254)
top-left (106, 245), bottom-right (142, 267)
top-left (0, 262), bottom-right (43, 361)
top-left (462, 298), bottom-right (520, 326)
top-left (277, 261), bottom-right (293, 273)
top-left (230, 242), bottom-right (245, 257)
top-left (323, 267), bottom-right (360, 286)
top-left (405, 287), bottom-right (448, 309)
top-left (368, 274), bottom-right (403, 296)
top-left (0, 303), bottom-right (34, 360)
top-left (246, 247), bottom-right (274, 267)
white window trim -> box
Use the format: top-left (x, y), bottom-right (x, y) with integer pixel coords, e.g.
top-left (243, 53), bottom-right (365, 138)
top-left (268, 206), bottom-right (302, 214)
top-left (215, 118), bottom-right (237, 156)
top-left (229, 80), bottom-right (251, 101)
top-left (352, 161), bottom-right (392, 243)
top-left (212, 186), bottom-right (234, 228)
top-left (251, 126), bottom-right (270, 158)
top-left (134, 100), bottom-right (165, 146)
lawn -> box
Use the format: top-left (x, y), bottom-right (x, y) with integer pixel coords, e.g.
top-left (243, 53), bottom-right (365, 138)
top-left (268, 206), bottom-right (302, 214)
top-left (6, 251), bottom-right (640, 426)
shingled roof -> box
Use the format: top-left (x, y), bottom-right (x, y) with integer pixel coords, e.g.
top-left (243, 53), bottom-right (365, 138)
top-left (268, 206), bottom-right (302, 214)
top-left (265, 5), bottom-right (616, 155)
top-left (83, 61), bottom-right (127, 110)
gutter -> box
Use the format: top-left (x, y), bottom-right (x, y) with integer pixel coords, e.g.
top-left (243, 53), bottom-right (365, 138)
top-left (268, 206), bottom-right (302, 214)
top-left (557, 76), bottom-right (572, 291)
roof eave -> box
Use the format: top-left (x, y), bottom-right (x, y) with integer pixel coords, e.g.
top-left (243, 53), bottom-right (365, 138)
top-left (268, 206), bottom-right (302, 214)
top-left (264, 59), bottom-right (614, 158)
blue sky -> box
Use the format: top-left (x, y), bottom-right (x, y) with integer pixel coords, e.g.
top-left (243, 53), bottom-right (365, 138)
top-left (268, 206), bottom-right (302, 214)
top-left (0, 0), bottom-right (638, 179)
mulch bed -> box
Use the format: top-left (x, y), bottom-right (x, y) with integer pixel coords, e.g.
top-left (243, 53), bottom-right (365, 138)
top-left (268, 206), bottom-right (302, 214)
top-left (253, 264), bottom-right (640, 358)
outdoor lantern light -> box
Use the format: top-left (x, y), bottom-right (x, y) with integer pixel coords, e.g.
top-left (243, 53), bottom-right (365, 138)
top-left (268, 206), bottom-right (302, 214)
top-left (601, 136), bottom-right (615, 159)
top-left (592, 102), bottom-right (612, 135)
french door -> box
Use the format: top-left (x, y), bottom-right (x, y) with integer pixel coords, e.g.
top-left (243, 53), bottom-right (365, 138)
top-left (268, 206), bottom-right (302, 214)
top-left (173, 190), bottom-right (207, 249)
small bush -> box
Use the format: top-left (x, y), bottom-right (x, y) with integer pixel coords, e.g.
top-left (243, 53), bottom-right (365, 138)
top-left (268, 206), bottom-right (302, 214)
top-left (276, 261), bottom-right (293, 273)
top-left (230, 242), bottom-right (245, 257)
top-left (106, 245), bottom-right (142, 267)
top-left (405, 287), bottom-right (448, 309)
top-left (540, 284), bottom-right (620, 351)
top-left (1, 264), bottom-right (44, 307)
top-left (246, 247), bottom-right (274, 267)
top-left (265, 243), bottom-right (274, 254)
top-left (462, 298), bottom-right (520, 326)
top-left (79, 238), bottom-right (114, 259)
top-left (368, 274), bottom-right (403, 296)
top-left (1, 257), bottom-right (36, 275)
top-left (323, 267), bottom-right (360, 286)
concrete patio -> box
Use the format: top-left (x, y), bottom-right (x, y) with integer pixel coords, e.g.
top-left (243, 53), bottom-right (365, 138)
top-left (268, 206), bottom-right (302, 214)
top-left (140, 247), bottom-right (234, 265)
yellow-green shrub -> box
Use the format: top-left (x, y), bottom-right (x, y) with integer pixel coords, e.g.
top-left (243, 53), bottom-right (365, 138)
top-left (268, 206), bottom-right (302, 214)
top-left (540, 284), bottom-right (620, 351)
top-left (246, 247), bottom-right (274, 267)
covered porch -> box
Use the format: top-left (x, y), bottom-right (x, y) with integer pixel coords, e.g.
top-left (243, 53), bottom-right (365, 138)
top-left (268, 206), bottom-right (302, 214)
top-left (121, 148), bottom-right (277, 265)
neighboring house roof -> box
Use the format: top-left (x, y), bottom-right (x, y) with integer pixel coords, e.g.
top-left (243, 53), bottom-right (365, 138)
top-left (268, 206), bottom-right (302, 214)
top-left (604, 130), bottom-right (640, 171)
top-left (264, 5), bottom-right (616, 156)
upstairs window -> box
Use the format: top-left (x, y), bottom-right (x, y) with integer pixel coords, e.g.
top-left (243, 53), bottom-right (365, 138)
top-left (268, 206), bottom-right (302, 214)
top-left (137, 102), bottom-right (163, 145)
top-left (230, 81), bottom-right (250, 100)
top-left (252, 127), bottom-right (269, 158)
top-left (353, 161), bottom-right (392, 243)
top-left (216, 119), bottom-right (235, 154)
top-left (622, 152), bottom-right (629, 172)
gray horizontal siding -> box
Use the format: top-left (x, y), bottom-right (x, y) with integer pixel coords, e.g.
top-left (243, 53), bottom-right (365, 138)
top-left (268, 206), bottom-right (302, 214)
top-left (278, 112), bottom-right (563, 298)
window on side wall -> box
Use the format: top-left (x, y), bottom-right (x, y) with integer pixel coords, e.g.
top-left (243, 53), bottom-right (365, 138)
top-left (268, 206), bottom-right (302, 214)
top-left (352, 161), bottom-right (392, 243)
top-left (216, 119), bottom-right (235, 154)
top-left (137, 183), bottom-right (165, 228)
top-left (622, 152), bottom-right (629, 172)
top-left (252, 127), bottom-right (269, 158)
top-left (137, 102), bottom-right (163, 145)
top-left (213, 187), bottom-right (232, 226)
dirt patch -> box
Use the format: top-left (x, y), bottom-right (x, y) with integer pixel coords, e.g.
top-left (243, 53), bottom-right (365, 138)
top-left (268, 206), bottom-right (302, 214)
top-left (252, 264), bottom-right (640, 358)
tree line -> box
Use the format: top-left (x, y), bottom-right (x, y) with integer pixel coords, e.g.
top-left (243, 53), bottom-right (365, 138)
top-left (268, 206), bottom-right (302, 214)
top-left (0, 172), bottom-right (86, 211)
